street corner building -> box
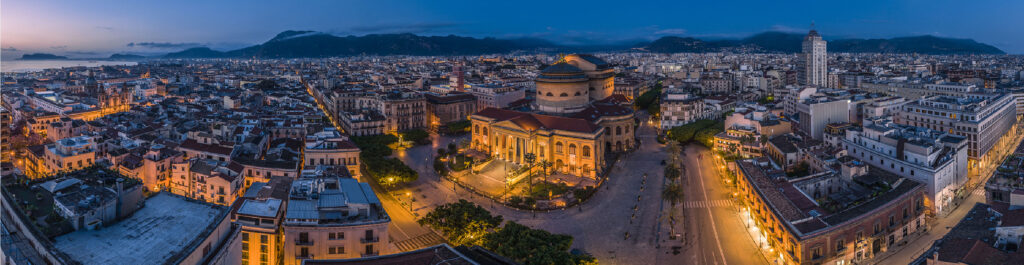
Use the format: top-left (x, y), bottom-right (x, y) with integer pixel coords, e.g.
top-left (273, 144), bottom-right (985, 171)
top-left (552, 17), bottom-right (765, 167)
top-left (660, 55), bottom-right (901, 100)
top-left (733, 157), bottom-right (929, 265)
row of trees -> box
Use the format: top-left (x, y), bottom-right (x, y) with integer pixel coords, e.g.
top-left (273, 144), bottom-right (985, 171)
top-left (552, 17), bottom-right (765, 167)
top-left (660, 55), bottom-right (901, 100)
top-left (418, 200), bottom-right (597, 265)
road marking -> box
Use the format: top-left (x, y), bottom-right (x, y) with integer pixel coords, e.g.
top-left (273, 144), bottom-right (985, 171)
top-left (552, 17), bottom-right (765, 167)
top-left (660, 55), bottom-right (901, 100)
top-left (694, 151), bottom-right (729, 265)
top-left (393, 232), bottom-right (445, 252)
top-left (683, 199), bottom-right (734, 209)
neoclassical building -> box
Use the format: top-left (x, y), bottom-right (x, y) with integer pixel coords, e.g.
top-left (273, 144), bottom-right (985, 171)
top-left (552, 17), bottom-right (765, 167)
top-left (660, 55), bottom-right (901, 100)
top-left (468, 54), bottom-right (635, 179)
top-left (534, 54), bottom-right (615, 114)
top-left (471, 108), bottom-right (605, 178)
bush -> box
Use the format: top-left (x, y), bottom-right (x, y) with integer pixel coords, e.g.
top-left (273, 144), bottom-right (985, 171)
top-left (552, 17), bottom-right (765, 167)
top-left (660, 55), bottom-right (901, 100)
top-left (529, 182), bottom-right (570, 199)
top-left (572, 186), bottom-right (596, 202)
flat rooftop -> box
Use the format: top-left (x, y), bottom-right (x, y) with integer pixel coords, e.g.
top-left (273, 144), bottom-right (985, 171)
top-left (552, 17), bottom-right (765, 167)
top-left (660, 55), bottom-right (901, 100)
top-left (53, 193), bottom-right (227, 265)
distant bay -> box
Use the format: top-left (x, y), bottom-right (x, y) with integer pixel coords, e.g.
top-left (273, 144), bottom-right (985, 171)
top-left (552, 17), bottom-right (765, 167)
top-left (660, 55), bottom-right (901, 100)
top-left (1, 60), bottom-right (138, 73)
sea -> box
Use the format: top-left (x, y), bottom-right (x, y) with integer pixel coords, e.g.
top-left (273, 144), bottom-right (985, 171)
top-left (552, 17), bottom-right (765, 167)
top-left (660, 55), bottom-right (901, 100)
top-left (1, 59), bottom-right (138, 73)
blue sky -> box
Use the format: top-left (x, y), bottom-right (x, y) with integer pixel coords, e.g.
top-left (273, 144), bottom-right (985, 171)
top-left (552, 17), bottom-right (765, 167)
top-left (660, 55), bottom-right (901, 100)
top-left (3, 0), bottom-right (1023, 57)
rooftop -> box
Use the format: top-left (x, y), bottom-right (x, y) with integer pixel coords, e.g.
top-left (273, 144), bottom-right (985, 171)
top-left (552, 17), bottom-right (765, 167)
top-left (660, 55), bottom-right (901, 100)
top-left (53, 193), bottom-right (227, 265)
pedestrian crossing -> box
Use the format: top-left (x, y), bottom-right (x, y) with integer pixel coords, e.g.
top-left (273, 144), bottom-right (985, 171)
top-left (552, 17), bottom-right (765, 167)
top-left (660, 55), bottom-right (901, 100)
top-left (393, 232), bottom-right (446, 252)
top-left (682, 199), bottom-right (734, 209)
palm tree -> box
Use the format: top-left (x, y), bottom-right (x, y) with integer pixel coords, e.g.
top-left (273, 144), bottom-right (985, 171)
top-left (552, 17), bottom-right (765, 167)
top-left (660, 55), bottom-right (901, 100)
top-left (662, 182), bottom-right (684, 206)
top-left (666, 140), bottom-right (682, 164)
top-left (539, 159), bottom-right (553, 183)
top-left (523, 153), bottom-right (537, 193)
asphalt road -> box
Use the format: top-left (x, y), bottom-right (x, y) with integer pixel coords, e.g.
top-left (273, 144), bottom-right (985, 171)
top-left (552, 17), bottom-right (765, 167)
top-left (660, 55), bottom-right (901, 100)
top-left (665, 144), bottom-right (767, 265)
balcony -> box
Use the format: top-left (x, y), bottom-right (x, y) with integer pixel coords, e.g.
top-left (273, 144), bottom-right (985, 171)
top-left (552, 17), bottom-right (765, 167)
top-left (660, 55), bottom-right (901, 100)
top-left (360, 237), bottom-right (379, 243)
top-left (295, 254), bottom-right (312, 259)
top-left (295, 239), bottom-right (314, 246)
top-left (361, 252), bottom-right (380, 257)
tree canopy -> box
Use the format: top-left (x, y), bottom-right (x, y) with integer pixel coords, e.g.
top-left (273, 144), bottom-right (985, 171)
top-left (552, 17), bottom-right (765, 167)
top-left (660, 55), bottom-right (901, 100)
top-left (482, 222), bottom-right (596, 265)
top-left (418, 199), bottom-right (503, 245)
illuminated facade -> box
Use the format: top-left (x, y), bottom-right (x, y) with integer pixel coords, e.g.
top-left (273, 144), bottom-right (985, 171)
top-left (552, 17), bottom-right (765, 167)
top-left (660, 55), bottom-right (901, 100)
top-left (734, 158), bottom-right (927, 264)
top-left (471, 108), bottom-right (605, 178)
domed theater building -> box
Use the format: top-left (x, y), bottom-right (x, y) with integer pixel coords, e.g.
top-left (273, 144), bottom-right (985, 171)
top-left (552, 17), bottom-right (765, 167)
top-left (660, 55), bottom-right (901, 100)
top-left (469, 54), bottom-right (636, 179)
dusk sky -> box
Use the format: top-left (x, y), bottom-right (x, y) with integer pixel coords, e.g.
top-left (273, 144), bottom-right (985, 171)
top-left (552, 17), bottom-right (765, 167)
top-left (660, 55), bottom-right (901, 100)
top-left (3, 0), bottom-right (1023, 58)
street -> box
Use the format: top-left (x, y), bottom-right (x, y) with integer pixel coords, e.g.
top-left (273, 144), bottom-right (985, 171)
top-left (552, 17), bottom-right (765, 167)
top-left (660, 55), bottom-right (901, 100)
top-left (665, 144), bottom-right (767, 265)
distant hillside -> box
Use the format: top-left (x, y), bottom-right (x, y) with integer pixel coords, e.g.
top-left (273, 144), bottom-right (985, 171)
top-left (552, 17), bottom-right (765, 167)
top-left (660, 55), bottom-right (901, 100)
top-left (108, 53), bottom-right (146, 60)
top-left (164, 47), bottom-right (227, 58)
top-left (20, 53), bottom-right (69, 60)
top-left (645, 31), bottom-right (1005, 55)
top-left (164, 31), bottom-right (560, 59)
top-left (161, 30), bottom-right (1006, 58)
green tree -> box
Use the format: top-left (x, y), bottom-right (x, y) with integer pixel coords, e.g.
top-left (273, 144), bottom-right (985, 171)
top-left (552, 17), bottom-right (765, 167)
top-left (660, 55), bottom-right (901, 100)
top-left (482, 222), bottom-right (595, 265)
top-left (418, 200), bottom-right (503, 245)
top-left (401, 129), bottom-right (431, 145)
top-left (524, 153), bottom-right (537, 192)
top-left (662, 182), bottom-right (684, 206)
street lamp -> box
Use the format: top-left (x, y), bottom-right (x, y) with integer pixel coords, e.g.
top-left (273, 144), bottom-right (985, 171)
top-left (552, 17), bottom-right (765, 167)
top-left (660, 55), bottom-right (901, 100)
top-left (406, 192), bottom-right (412, 212)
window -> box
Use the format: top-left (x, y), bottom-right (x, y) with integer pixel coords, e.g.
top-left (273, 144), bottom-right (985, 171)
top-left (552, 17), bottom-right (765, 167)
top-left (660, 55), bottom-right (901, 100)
top-left (559, 93), bottom-right (568, 97)
top-left (242, 232), bottom-right (250, 242)
top-left (812, 247), bottom-right (822, 259)
top-left (261, 234), bottom-right (269, 244)
top-left (569, 144), bottom-right (577, 155)
top-left (836, 239), bottom-right (846, 252)
top-left (555, 142), bottom-right (563, 153)
top-left (582, 146), bottom-right (591, 157)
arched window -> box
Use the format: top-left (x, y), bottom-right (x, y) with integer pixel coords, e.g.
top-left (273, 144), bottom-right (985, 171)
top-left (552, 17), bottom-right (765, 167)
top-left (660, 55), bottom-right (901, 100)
top-left (574, 92), bottom-right (581, 96)
top-left (482, 127), bottom-right (488, 135)
top-left (583, 146), bottom-right (591, 157)
top-left (555, 142), bottom-right (563, 153)
top-left (569, 144), bottom-right (577, 155)
top-left (546, 92), bottom-right (554, 97)
top-left (616, 126), bottom-right (622, 135)
top-left (474, 125), bottom-right (479, 134)
top-left (560, 93), bottom-right (569, 97)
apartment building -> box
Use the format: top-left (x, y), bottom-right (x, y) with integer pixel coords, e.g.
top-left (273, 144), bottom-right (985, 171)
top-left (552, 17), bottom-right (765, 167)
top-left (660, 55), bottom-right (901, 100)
top-left (659, 90), bottom-right (707, 130)
top-left (169, 158), bottom-right (245, 206)
top-left (894, 94), bottom-right (1017, 168)
top-left (841, 117), bottom-right (968, 214)
top-left (303, 129), bottom-right (361, 178)
top-left (43, 135), bottom-right (97, 175)
top-left (282, 176), bottom-right (390, 264)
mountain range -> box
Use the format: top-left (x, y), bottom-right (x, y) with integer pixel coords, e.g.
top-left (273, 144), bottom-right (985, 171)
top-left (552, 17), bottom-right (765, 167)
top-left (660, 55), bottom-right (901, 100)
top-left (644, 32), bottom-right (1005, 54)
top-left (157, 30), bottom-right (1004, 58)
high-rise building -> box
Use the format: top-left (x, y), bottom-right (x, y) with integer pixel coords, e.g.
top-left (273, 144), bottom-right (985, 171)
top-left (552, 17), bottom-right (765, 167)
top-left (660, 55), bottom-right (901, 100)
top-left (798, 28), bottom-right (827, 87)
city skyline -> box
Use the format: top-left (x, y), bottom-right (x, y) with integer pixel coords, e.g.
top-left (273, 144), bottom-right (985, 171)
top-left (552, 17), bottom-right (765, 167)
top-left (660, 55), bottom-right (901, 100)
top-left (3, 0), bottom-right (1024, 57)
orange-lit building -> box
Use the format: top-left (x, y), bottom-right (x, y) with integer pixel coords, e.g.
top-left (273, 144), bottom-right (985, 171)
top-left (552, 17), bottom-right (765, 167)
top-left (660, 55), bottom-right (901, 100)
top-left (734, 157), bottom-right (927, 264)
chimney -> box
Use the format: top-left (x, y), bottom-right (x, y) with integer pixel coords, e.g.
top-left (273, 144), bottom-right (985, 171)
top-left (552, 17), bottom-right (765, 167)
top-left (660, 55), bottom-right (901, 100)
top-left (117, 178), bottom-right (124, 195)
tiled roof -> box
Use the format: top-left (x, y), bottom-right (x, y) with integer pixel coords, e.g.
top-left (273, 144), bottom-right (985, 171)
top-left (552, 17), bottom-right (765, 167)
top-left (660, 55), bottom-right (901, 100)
top-left (179, 139), bottom-right (233, 156)
top-left (474, 108), bottom-right (601, 133)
